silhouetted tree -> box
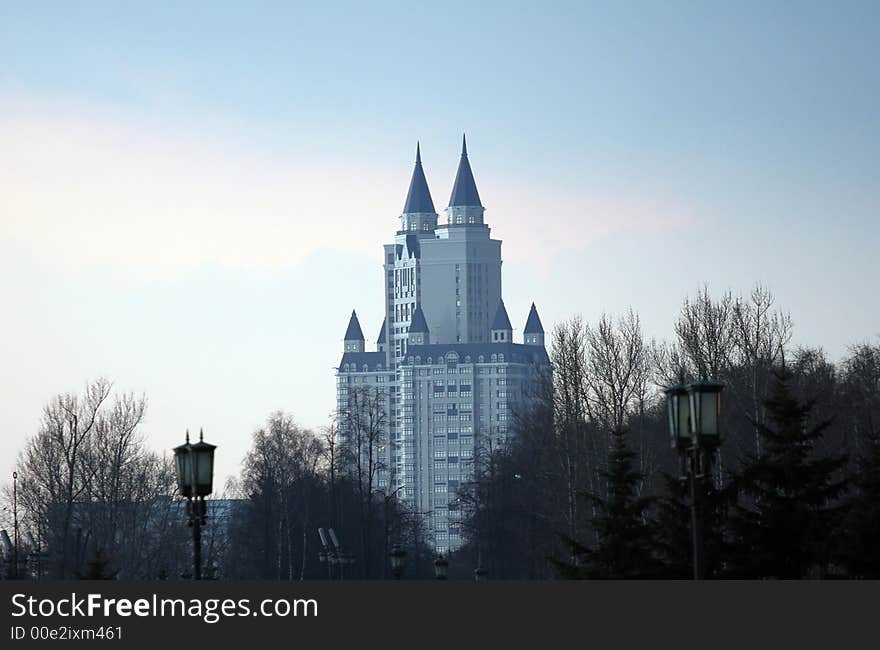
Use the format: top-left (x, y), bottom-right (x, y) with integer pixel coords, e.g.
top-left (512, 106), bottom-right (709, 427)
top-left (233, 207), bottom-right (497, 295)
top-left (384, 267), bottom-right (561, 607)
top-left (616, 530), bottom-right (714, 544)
top-left (553, 431), bottom-right (660, 579)
top-left (727, 366), bottom-right (848, 578)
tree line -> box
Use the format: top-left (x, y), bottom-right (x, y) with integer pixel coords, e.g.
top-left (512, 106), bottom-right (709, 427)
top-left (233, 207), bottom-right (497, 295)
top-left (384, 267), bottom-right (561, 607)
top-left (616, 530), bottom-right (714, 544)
top-left (453, 286), bottom-right (880, 579)
top-left (2, 284), bottom-right (877, 579)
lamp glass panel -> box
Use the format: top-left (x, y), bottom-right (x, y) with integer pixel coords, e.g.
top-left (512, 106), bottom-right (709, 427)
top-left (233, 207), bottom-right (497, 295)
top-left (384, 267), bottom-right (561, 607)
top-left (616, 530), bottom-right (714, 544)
top-left (701, 391), bottom-right (719, 436)
top-left (688, 391), bottom-right (700, 436)
top-left (192, 447), bottom-right (215, 496)
top-left (174, 448), bottom-right (192, 496)
top-left (676, 394), bottom-right (691, 439)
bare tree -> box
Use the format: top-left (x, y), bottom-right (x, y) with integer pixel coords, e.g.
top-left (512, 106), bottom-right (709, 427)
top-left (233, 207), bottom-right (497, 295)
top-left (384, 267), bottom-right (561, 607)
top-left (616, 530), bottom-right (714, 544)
top-left (337, 385), bottom-right (388, 578)
top-left (731, 284), bottom-right (793, 454)
top-left (584, 310), bottom-right (651, 436)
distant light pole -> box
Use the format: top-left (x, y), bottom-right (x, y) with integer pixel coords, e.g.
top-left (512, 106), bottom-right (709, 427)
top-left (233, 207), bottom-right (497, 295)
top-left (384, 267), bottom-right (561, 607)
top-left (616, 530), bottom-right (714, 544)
top-left (665, 377), bottom-right (724, 580)
top-left (389, 545), bottom-right (407, 580)
top-left (433, 555), bottom-right (449, 580)
top-left (12, 471), bottom-right (19, 580)
top-left (173, 429), bottom-right (216, 581)
top-left (382, 483), bottom-right (406, 579)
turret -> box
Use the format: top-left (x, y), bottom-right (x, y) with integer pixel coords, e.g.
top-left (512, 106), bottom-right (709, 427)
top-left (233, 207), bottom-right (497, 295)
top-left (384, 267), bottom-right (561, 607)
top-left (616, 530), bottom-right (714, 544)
top-left (446, 134), bottom-right (485, 226)
top-left (490, 300), bottom-right (513, 343)
top-left (408, 304), bottom-right (430, 346)
top-left (400, 143), bottom-right (438, 234)
top-left (343, 310), bottom-right (365, 353)
top-left (377, 318), bottom-right (388, 353)
top-left (523, 303), bottom-right (545, 347)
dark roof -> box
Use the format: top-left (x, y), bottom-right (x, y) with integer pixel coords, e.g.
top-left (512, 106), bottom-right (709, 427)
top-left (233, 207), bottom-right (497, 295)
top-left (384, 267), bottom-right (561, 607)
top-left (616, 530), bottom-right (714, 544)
top-left (404, 341), bottom-right (550, 367)
top-left (338, 351), bottom-right (386, 370)
top-left (403, 142), bottom-right (436, 214)
top-left (409, 305), bottom-right (429, 333)
top-left (376, 318), bottom-right (387, 344)
top-left (448, 134), bottom-right (482, 207)
top-left (491, 300), bottom-right (512, 330)
top-left (343, 310), bottom-right (364, 341)
top-left (523, 303), bottom-right (544, 334)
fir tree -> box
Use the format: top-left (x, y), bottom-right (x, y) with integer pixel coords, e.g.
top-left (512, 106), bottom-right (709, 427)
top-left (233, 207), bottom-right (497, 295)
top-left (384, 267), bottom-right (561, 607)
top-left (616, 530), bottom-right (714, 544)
top-left (728, 365), bottom-right (848, 578)
top-left (654, 472), bottom-right (733, 578)
top-left (838, 432), bottom-right (880, 577)
top-left (553, 431), bottom-right (660, 578)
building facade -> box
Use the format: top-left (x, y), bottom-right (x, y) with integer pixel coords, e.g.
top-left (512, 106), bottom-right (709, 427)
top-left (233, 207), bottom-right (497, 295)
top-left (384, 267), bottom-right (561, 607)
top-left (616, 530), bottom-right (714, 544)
top-left (336, 137), bottom-right (550, 554)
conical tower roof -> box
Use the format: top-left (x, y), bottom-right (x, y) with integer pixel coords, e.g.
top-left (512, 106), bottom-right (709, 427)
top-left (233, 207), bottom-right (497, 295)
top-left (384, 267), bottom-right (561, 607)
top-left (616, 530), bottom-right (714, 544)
top-left (523, 303), bottom-right (544, 334)
top-left (409, 304), bottom-right (430, 334)
top-left (344, 310), bottom-right (365, 341)
top-left (403, 142), bottom-right (436, 214)
top-left (448, 134), bottom-right (482, 207)
top-left (491, 300), bottom-right (512, 330)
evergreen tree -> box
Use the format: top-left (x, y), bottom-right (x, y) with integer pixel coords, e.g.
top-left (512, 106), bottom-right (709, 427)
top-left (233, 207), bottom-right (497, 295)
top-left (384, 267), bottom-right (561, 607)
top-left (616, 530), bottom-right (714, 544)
top-left (838, 432), bottom-right (880, 577)
top-left (553, 431), bottom-right (660, 578)
top-left (654, 472), bottom-right (733, 578)
top-left (728, 366), bottom-right (848, 578)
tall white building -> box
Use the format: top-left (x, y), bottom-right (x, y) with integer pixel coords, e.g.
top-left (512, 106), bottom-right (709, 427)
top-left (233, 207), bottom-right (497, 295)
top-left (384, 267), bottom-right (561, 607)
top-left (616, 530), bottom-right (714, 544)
top-left (336, 136), bottom-right (550, 553)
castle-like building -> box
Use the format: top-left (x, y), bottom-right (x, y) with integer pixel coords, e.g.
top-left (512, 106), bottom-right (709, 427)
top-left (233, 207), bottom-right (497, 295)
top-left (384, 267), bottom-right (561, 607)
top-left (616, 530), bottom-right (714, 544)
top-left (336, 136), bottom-right (550, 554)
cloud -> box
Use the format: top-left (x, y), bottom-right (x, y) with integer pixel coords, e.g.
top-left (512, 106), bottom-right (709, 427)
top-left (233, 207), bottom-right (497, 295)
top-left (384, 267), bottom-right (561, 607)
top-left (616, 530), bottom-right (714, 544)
top-left (0, 91), bottom-right (695, 281)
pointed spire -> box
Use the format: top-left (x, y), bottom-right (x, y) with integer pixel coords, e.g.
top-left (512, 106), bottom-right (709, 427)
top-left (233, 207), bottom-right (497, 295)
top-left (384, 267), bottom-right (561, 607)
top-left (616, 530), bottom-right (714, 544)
top-left (376, 318), bottom-right (387, 344)
top-left (199, 428), bottom-right (204, 442)
top-left (491, 300), bottom-right (512, 331)
top-left (185, 429), bottom-right (190, 444)
top-left (523, 302), bottom-right (545, 334)
top-left (344, 309), bottom-right (365, 341)
top-left (409, 304), bottom-right (430, 334)
top-left (449, 133), bottom-right (482, 207)
top-left (403, 142), bottom-right (436, 214)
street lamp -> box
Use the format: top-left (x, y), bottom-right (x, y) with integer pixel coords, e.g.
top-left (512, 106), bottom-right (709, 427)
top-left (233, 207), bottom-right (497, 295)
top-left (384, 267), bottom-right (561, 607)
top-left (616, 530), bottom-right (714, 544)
top-left (433, 555), bottom-right (449, 580)
top-left (173, 429), bottom-right (216, 580)
top-left (665, 378), bottom-right (724, 580)
top-left (389, 545), bottom-right (407, 580)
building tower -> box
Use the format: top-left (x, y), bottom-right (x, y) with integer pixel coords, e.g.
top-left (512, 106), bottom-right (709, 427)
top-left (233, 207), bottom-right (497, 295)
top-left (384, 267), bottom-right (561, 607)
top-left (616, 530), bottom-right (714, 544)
top-left (523, 303), bottom-right (545, 346)
top-left (336, 137), bottom-right (550, 554)
top-left (490, 300), bottom-right (513, 343)
top-left (343, 310), bottom-right (365, 353)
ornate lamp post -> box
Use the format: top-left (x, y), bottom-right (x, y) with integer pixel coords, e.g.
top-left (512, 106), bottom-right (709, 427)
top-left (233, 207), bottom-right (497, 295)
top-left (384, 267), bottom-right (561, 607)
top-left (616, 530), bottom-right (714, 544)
top-left (173, 429), bottom-right (216, 580)
top-left (665, 378), bottom-right (724, 580)
top-left (389, 545), bottom-right (407, 580)
top-left (433, 555), bottom-right (449, 580)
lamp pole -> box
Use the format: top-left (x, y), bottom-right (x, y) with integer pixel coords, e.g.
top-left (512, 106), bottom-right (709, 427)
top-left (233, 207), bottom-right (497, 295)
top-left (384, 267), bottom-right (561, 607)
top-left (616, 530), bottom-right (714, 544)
top-left (173, 429), bottom-right (216, 581)
top-left (666, 378), bottom-right (723, 580)
top-left (389, 544), bottom-right (407, 580)
top-left (190, 498), bottom-right (205, 581)
top-left (688, 445), bottom-right (704, 581)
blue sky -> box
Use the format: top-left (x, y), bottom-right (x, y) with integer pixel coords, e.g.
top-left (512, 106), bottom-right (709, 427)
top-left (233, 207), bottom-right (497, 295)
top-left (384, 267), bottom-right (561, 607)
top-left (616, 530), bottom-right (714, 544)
top-left (1, 1), bottom-right (878, 485)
